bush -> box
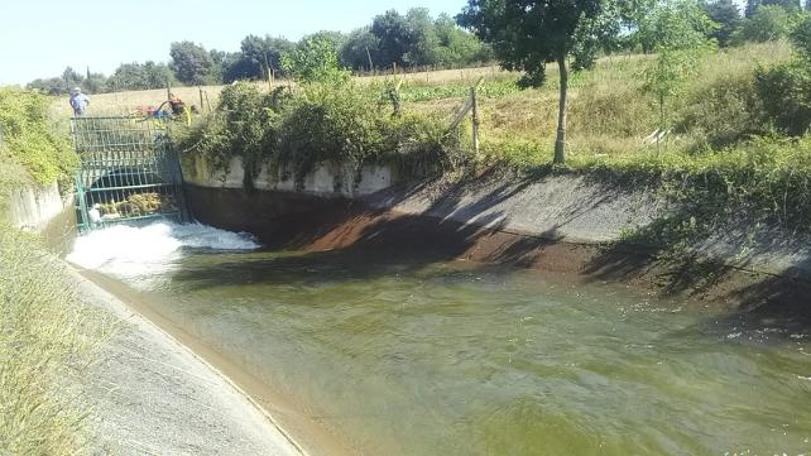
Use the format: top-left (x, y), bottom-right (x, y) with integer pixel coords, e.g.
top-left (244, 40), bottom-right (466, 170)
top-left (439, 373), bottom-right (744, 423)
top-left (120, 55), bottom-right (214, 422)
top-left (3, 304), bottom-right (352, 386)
top-left (755, 61), bottom-right (811, 135)
top-left (0, 88), bottom-right (75, 186)
top-left (175, 81), bottom-right (456, 189)
top-left (791, 13), bottom-right (811, 58)
top-left (679, 71), bottom-right (763, 147)
top-left (754, 17), bottom-right (811, 135)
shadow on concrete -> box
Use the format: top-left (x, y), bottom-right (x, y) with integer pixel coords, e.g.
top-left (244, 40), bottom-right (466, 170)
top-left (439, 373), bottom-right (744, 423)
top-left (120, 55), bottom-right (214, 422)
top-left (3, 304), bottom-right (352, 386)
top-left (184, 167), bottom-right (811, 334)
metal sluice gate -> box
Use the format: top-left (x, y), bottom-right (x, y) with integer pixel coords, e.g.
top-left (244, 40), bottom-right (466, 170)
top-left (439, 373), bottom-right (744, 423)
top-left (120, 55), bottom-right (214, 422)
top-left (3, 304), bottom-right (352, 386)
top-left (71, 117), bottom-right (188, 232)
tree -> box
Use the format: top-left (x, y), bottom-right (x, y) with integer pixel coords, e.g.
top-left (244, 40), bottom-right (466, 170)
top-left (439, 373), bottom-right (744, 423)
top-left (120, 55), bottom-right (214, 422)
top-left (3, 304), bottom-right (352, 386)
top-left (745, 0), bottom-right (760, 17)
top-left (224, 35), bottom-right (294, 82)
top-left (281, 35), bottom-right (350, 84)
top-left (792, 12), bottom-right (811, 56)
top-left (762, 0), bottom-right (802, 11)
top-left (82, 71), bottom-right (108, 94)
top-left (62, 67), bottom-right (83, 91)
top-left (702, 0), bottom-right (742, 46)
top-left (734, 4), bottom-right (793, 43)
top-left (340, 27), bottom-right (381, 71)
top-left (746, 0), bottom-right (801, 15)
top-left (169, 41), bottom-right (215, 85)
top-left (27, 78), bottom-right (69, 95)
top-left (108, 61), bottom-right (175, 91)
top-left (806, 0), bottom-right (811, 10)
top-left (371, 10), bottom-right (415, 69)
top-left (458, 0), bottom-right (626, 164)
top-left (640, 1), bottom-right (717, 139)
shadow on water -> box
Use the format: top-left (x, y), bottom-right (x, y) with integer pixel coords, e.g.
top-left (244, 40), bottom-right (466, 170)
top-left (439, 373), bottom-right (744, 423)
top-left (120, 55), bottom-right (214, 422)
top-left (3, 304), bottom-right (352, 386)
top-left (186, 167), bottom-right (811, 334)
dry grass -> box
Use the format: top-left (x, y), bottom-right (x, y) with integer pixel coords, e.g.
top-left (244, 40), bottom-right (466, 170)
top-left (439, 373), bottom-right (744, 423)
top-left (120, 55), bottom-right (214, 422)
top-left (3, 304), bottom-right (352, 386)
top-left (0, 226), bottom-right (111, 455)
top-left (432, 41), bottom-right (793, 167)
top-left (49, 42), bottom-right (793, 169)
top-left (49, 66), bottom-right (506, 118)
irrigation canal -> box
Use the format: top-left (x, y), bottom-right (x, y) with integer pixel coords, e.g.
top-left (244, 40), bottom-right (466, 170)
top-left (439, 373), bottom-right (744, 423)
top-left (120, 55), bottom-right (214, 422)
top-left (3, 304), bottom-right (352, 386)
top-left (67, 221), bottom-right (811, 455)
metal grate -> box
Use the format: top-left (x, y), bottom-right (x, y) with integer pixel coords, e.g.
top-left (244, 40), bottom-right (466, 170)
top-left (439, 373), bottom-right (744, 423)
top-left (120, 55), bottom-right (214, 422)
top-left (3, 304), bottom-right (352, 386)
top-left (71, 117), bottom-right (187, 232)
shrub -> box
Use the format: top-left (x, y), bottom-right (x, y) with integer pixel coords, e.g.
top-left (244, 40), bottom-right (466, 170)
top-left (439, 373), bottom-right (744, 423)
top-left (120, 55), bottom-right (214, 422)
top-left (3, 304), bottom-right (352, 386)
top-left (281, 35), bottom-right (350, 85)
top-left (0, 88), bottom-right (75, 186)
top-left (679, 71), bottom-right (763, 147)
top-left (175, 81), bottom-right (456, 189)
top-left (755, 61), bottom-right (811, 135)
top-left (791, 13), bottom-right (811, 58)
top-left (277, 84), bottom-right (385, 184)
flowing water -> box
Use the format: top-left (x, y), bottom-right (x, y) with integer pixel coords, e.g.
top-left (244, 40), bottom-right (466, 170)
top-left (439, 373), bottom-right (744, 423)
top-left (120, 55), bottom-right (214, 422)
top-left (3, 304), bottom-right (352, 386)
top-left (68, 222), bottom-right (811, 455)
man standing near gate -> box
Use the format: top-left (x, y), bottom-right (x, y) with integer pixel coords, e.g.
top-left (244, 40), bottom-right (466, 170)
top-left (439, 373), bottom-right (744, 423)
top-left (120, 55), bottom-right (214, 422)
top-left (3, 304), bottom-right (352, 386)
top-left (69, 87), bottom-right (90, 116)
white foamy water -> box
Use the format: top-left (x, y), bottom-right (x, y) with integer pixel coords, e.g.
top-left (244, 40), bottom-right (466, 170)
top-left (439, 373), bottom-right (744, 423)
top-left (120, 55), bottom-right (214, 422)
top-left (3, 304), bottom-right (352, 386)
top-left (67, 222), bottom-right (259, 285)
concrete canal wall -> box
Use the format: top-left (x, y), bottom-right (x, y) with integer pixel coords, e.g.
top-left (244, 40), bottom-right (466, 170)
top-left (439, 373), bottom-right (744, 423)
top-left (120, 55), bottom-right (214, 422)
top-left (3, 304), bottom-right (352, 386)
top-left (4, 180), bottom-right (304, 455)
top-left (182, 156), bottom-right (811, 322)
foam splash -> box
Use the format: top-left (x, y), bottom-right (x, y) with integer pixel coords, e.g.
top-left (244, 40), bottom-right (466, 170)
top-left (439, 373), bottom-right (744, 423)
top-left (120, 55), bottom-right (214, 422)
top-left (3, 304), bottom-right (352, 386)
top-left (67, 222), bottom-right (259, 284)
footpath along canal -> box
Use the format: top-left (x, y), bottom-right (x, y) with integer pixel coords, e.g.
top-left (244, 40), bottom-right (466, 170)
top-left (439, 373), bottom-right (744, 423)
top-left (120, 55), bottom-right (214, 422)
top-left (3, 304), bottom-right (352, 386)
top-left (67, 221), bottom-right (811, 455)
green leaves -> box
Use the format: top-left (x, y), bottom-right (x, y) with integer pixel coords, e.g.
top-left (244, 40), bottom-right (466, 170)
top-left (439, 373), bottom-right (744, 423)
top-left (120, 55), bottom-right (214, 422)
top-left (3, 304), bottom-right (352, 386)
top-left (281, 36), bottom-right (350, 85)
top-left (458, 0), bottom-right (607, 87)
top-left (0, 89), bottom-right (75, 186)
top-left (753, 14), bottom-right (811, 135)
top-left (640, 0), bottom-right (718, 129)
top-left (174, 81), bottom-right (453, 189)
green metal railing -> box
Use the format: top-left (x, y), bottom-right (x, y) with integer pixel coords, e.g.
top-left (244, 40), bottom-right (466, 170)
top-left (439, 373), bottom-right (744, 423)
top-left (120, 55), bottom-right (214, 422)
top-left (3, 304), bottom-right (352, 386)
top-left (71, 117), bottom-right (188, 232)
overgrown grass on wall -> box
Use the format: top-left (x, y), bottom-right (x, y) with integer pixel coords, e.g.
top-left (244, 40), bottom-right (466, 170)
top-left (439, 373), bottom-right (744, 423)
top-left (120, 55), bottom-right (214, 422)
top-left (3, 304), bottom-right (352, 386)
top-left (174, 81), bottom-right (457, 189)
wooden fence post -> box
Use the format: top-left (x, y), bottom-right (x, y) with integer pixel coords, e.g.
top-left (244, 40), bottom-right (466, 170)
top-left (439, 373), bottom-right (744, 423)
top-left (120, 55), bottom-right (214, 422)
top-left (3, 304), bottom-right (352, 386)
top-left (471, 86), bottom-right (480, 156)
top-left (199, 87), bottom-right (204, 114)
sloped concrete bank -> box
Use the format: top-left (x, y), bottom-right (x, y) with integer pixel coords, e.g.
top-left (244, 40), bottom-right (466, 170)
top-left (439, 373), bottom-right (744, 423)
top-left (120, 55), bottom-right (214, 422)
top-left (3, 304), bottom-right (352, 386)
top-left (183, 156), bottom-right (811, 327)
top-left (4, 182), bottom-right (303, 455)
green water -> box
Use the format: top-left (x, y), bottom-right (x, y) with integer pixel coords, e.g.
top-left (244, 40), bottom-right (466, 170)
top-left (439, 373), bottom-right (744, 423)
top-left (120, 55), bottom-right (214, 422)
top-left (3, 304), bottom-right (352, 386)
top-left (132, 249), bottom-right (810, 455)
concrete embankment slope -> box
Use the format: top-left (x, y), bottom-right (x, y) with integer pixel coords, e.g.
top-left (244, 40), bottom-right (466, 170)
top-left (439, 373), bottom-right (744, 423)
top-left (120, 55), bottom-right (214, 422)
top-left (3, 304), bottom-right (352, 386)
top-left (183, 156), bottom-right (811, 322)
top-left (5, 183), bottom-right (302, 455)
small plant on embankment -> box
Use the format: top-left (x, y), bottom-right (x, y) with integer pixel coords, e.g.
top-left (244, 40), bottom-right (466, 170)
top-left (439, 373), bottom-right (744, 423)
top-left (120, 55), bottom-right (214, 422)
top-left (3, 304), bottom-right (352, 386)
top-left (174, 57), bottom-right (456, 189)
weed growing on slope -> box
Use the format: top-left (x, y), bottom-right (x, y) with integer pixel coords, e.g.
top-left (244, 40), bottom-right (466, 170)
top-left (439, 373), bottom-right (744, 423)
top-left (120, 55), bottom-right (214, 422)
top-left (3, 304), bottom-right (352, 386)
top-left (0, 226), bottom-right (111, 455)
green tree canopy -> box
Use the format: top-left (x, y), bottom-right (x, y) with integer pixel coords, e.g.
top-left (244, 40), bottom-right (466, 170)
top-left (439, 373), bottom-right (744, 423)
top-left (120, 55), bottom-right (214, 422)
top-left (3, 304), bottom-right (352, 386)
top-left (107, 61), bottom-right (175, 91)
top-left (734, 4), bottom-right (794, 43)
top-left (640, 0), bottom-right (717, 132)
top-left (340, 27), bottom-right (381, 71)
top-left (702, 0), bottom-right (742, 46)
top-left (371, 10), bottom-right (415, 68)
top-left (457, 0), bottom-right (637, 163)
top-left (281, 35), bottom-right (350, 84)
top-left (169, 41), bottom-right (216, 85)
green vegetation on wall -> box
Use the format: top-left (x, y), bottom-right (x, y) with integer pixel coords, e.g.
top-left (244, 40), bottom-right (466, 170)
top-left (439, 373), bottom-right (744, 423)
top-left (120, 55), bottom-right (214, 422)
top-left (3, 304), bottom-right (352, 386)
top-left (174, 81), bottom-right (454, 190)
top-left (0, 88), bottom-right (75, 186)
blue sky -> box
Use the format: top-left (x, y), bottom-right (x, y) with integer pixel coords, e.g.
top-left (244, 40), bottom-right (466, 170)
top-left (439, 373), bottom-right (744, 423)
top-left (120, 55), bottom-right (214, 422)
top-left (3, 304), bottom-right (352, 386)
top-left (0, 0), bottom-right (467, 85)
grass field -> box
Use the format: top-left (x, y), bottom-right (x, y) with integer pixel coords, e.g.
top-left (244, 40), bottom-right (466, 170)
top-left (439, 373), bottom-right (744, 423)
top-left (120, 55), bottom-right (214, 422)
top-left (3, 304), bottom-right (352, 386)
top-left (49, 66), bottom-right (509, 118)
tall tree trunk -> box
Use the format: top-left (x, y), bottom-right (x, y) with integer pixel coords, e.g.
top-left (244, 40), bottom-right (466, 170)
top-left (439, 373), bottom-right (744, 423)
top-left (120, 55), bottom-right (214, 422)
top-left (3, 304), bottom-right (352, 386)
top-left (554, 55), bottom-right (568, 165)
